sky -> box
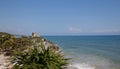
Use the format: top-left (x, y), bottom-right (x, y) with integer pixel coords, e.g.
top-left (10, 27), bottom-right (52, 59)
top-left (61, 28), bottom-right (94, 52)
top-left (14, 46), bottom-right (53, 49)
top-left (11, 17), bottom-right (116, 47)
top-left (0, 0), bottom-right (120, 35)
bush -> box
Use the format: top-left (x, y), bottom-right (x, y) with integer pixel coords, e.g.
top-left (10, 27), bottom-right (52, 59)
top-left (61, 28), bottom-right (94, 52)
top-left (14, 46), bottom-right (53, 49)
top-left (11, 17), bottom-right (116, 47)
top-left (12, 44), bottom-right (69, 69)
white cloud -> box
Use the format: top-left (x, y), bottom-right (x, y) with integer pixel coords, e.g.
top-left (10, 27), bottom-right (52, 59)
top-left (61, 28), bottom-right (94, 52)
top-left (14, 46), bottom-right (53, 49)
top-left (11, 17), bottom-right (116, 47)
top-left (69, 27), bottom-right (81, 33)
top-left (94, 29), bottom-right (120, 33)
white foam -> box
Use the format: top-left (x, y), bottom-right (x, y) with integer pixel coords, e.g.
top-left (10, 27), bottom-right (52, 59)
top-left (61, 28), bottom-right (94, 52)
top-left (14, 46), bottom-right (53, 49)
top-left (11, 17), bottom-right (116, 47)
top-left (69, 63), bottom-right (95, 69)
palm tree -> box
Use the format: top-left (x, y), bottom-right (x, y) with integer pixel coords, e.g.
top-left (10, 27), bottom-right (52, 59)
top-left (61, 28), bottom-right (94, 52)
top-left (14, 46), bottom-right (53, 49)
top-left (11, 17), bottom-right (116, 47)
top-left (12, 44), bottom-right (69, 69)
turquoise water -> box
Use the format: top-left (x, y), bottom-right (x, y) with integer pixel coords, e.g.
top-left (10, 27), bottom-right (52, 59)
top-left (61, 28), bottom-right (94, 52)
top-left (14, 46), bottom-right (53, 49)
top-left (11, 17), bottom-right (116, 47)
top-left (44, 36), bottom-right (120, 69)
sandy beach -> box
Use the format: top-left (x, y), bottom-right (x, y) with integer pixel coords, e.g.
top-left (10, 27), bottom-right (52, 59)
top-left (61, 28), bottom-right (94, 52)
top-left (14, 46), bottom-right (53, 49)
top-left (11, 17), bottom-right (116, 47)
top-left (0, 54), bottom-right (10, 69)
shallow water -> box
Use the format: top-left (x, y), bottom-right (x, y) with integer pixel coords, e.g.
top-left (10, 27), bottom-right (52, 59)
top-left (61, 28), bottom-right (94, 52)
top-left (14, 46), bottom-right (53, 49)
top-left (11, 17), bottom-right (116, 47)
top-left (45, 36), bottom-right (120, 69)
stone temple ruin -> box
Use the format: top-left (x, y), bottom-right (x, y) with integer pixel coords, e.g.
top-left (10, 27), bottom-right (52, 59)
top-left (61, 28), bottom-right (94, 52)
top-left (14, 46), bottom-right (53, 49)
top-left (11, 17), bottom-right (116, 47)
top-left (32, 32), bottom-right (40, 37)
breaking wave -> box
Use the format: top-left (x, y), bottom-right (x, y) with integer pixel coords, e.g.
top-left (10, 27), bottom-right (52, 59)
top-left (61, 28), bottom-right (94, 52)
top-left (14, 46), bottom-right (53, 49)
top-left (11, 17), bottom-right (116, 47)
top-left (68, 63), bottom-right (95, 69)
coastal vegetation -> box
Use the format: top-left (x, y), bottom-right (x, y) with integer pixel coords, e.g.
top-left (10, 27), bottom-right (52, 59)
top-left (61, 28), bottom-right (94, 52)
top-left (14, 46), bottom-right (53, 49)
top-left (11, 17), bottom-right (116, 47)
top-left (12, 45), bottom-right (69, 69)
top-left (0, 32), bottom-right (69, 69)
top-left (0, 32), bottom-right (30, 55)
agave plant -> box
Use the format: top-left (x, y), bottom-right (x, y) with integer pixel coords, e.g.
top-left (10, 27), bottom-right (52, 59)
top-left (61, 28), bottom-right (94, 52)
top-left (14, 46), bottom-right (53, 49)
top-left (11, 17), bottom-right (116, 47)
top-left (12, 44), bottom-right (69, 69)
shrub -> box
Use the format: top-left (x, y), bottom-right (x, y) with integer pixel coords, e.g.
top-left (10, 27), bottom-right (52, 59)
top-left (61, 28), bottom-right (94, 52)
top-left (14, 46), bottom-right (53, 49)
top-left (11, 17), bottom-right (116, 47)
top-left (12, 44), bottom-right (69, 69)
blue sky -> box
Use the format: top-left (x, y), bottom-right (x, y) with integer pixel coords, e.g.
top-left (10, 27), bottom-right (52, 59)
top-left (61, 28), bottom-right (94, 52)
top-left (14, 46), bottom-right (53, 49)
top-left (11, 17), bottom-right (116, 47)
top-left (0, 0), bottom-right (120, 35)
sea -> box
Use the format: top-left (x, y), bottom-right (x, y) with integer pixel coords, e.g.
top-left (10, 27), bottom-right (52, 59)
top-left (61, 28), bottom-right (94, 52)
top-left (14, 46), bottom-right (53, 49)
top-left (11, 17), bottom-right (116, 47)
top-left (44, 35), bottom-right (120, 69)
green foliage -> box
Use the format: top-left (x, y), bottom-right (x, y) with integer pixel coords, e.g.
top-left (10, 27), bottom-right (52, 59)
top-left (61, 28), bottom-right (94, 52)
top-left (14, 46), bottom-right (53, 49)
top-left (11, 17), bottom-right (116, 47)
top-left (0, 32), bottom-right (69, 69)
top-left (0, 32), bottom-right (13, 46)
top-left (0, 32), bottom-right (30, 53)
top-left (12, 44), bottom-right (69, 69)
